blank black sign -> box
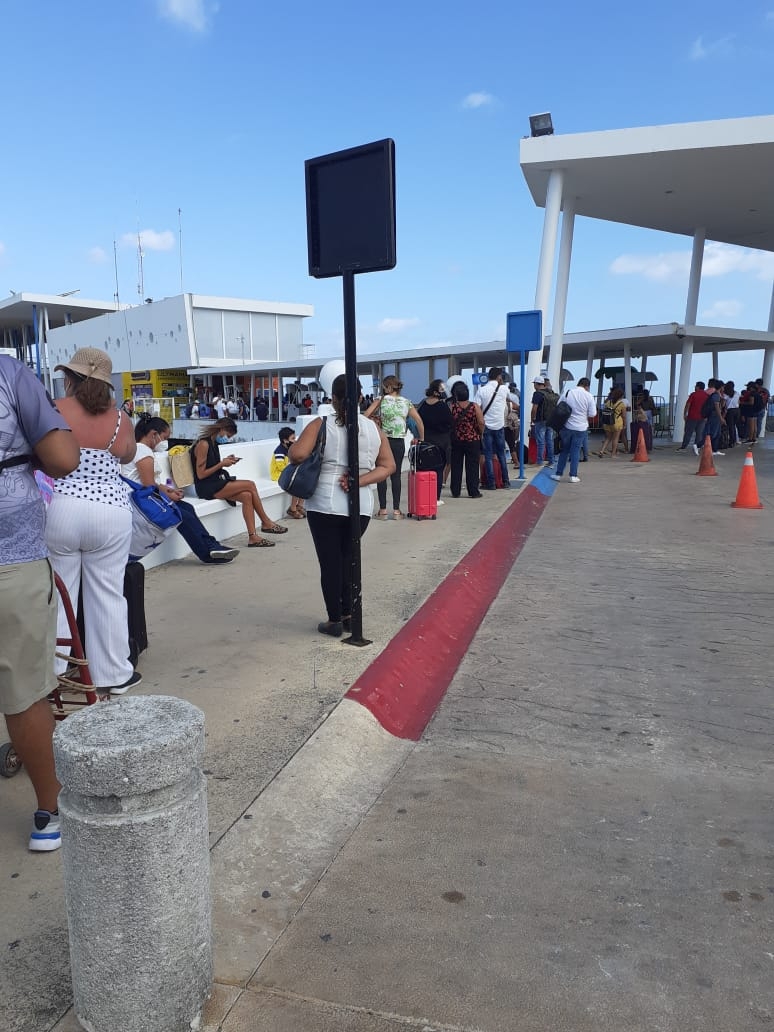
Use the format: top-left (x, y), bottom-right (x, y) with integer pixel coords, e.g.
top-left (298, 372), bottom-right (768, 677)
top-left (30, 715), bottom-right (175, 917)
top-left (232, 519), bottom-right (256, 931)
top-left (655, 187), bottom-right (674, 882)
top-left (306, 139), bottom-right (396, 278)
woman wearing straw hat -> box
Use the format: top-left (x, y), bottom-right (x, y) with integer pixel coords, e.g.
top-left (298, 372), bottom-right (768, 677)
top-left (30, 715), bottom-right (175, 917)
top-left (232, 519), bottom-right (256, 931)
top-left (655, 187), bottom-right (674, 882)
top-left (46, 347), bottom-right (140, 694)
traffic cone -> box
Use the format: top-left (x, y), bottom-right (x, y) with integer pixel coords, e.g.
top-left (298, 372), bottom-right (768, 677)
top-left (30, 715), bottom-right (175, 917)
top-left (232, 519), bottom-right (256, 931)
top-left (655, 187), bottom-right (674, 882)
top-left (731, 451), bottom-right (763, 509)
top-left (695, 437), bottom-right (717, 477)
top-left (630, 426), bottom-right (649, 463)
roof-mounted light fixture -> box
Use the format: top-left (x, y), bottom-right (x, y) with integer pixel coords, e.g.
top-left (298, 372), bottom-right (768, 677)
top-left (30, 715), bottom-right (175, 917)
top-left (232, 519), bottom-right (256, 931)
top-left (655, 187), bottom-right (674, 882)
top-left (529, 112), bottom-right (554, 138)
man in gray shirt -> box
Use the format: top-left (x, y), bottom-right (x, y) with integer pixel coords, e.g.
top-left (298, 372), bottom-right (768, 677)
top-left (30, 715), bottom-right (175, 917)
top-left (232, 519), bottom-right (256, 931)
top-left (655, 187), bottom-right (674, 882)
top-left (0, 356), bottom-right (79, 851)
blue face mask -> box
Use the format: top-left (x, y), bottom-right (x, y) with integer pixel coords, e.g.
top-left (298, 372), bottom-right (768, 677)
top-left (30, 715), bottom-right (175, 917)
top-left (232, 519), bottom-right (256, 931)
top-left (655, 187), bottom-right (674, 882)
top-left (216, 435), bottom-right (231, 444)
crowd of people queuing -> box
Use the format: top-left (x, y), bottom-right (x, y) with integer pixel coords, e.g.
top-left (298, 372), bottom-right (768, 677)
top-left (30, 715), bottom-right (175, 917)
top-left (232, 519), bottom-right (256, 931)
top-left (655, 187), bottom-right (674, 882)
top-left (2, 345), bottom-right (771, 852)
top-left (678, 378), bottom-right (769, 455)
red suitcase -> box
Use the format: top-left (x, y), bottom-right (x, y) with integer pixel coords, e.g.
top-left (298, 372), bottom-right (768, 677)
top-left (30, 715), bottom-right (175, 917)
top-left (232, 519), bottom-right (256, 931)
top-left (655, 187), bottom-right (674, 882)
top-left (528, 430), bottom-right (538, 465)
top-left (479, 454), bottom-right (504, 488)
top-left (407, 471), bottom-right (437, 520)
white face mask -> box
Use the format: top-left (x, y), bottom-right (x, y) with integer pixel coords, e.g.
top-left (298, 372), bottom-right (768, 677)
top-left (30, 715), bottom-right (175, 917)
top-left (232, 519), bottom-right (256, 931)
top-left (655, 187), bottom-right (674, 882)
top-left (154, 439), bottom-right (169, 453)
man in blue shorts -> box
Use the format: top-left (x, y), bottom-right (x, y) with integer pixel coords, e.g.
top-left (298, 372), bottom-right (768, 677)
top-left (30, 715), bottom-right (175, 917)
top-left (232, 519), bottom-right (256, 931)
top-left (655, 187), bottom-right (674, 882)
top-left (0, 356), bottom-right (79, 851)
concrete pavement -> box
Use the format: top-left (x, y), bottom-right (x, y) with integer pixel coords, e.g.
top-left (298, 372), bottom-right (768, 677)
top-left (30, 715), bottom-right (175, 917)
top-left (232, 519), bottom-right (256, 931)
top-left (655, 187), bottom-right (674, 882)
top-left (4, 440), bottom-right (774, 1031)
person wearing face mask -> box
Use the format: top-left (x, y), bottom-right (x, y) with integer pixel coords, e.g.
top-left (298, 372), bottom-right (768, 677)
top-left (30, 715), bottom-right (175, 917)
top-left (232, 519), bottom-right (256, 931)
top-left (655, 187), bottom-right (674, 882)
top-left (192, 417), bottom-right (287, 548)
top-left (417, 379), bottom-right (454, 503)
top-left (121, 415), bottom-right (238, 563)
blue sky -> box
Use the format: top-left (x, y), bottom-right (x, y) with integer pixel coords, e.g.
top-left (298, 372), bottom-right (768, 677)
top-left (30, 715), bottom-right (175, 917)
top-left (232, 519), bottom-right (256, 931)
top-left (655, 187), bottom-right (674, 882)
top-left (2, 1), bottom-right (774, 389)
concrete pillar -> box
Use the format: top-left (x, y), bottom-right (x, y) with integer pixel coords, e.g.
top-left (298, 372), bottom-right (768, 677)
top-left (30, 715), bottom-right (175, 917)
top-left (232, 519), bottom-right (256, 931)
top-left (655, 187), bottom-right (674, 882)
top-left (530, 168), bottom-right (564, 385)
top-left (760, 282), bottom-right (774, 439)
top-left (546, 198), bottom-right (575, 391)
top-left (673, 229), bottom-right (705, 442)
top-left (584, 346), bottom-right (594, 383)
top-left (54, 696), bottom-right (212, 1032)
top-left (623, 344), bottom-right (633, 434)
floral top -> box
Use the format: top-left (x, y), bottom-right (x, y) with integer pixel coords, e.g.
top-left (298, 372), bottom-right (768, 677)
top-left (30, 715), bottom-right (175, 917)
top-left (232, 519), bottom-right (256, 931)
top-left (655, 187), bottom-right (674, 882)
top-left (379, 395), bottom-right (411, 438)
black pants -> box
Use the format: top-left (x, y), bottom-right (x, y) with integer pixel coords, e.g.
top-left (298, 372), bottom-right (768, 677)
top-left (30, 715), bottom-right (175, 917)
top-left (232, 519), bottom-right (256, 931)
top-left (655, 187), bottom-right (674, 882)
top-left (377, 437), bottom-right (406, 511)
top-left (307, 511), bottom-right (370, 622)
top-left (450, 440), bottom-right (481, 497)
top-left (725, 409), bottom-right (739, 446)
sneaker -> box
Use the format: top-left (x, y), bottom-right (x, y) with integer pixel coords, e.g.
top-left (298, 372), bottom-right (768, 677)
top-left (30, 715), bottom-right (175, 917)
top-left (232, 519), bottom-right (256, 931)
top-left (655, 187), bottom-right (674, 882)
top-left (209, 547), bottom-right (239, 562)
top-left (29, 810), bottom-right (61, 852)
top-left (549, 473), bottom-right (563, 482)
top-left (318, 620), bottom-right (343, 638)
top-left (569, 476), bottom-right (581, 484)
top-left (692, 444), bottom-right (699, 456)
top-left (437, 499), bottom-right (445, 506)
top-left (109, 670), bottom-right (142, 696)
top-left (712, 451), bottom-right (725, 456)
top-left (543, 460), bottom-right (553, 465)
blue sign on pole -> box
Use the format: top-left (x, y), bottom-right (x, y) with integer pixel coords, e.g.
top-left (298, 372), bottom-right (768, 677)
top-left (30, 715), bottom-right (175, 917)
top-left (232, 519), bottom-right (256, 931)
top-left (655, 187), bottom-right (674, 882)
top-left (505, 310), bottom-right (543, 482)
top-left (505, 310), bottom-right (542, 353)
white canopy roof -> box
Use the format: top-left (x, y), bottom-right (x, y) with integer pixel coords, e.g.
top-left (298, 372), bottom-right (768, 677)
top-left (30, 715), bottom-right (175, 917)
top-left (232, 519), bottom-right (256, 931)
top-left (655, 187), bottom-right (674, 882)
top-left (520, 115), bottom-right (774, 251)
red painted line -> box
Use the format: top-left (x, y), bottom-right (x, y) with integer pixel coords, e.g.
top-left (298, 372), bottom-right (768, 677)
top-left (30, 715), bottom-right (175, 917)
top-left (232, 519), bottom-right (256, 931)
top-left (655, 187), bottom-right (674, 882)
top-left (346, 484), bottom-right (550, 740)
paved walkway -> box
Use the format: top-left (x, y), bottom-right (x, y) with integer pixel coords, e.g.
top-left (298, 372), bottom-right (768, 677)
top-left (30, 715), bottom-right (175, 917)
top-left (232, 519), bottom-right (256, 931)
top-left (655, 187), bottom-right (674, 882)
top-left (3, 440), bottom-right (773, 1031)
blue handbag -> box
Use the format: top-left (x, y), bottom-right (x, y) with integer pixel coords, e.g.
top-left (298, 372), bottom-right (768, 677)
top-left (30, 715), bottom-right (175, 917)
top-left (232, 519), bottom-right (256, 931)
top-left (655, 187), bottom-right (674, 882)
top-left (121, 477), bottom-right (182, 530)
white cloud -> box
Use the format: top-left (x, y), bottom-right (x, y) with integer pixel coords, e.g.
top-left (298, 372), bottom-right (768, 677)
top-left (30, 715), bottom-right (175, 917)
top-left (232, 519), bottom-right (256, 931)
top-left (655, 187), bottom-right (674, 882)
top-left (461, 92), bottom-right (495, 110)
top-left (121, 229), bottom-right (175, 252)
top-left (701, 299), bottom-right (743, 321)
top-left (88, 246), bottom-right (108, 264)
top-left (157, 0), bottom-right (217, 33)
top-left (689, 34), bottom-right (734, 60)
top-left (377, 317), bottom-right (420, 333)
top-left (610, 242), bottom-right (774, 283)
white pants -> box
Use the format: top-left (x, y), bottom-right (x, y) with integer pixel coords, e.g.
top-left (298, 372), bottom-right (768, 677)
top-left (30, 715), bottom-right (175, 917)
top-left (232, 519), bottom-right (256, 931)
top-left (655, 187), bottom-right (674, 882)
top-left (46, 495), bottom-right (134, 689)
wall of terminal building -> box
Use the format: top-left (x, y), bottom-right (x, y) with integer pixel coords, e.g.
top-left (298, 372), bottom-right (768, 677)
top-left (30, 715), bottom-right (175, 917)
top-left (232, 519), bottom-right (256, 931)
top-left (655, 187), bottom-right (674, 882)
top-left (46, 294), bottom-right (307, 376)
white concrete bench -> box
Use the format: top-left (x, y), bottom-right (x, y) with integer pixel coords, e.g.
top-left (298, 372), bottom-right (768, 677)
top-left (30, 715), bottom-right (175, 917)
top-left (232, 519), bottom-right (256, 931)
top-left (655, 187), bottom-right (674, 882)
top-left (142, 439), bottom-right (288, 569)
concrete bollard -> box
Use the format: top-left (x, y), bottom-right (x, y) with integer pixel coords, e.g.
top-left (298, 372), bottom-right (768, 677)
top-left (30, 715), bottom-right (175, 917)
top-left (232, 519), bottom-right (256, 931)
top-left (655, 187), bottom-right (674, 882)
top-left (54, 695), bottom-right (212, 1032)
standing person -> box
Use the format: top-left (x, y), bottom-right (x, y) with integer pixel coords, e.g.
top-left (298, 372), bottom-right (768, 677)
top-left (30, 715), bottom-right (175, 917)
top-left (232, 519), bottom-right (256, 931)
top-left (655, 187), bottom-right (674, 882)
top-left (724, 381), bottom-right (739, 447)
top-left (678, 381), bottom-right (709, 454)
top-left (417, 379), bottom-right (454, 503)
top-left (550, 377), bottom-right (597, 484)
top-left (214, 396), bottom-right (227, 419)
top-left (288, 374), bottom-right (394, 637)
top-left (365, 375), bottom-right (425, 520)
top-left (596, 387), bottom-right (626, 458)
top-left (704, 379), bottom-right (725, 455)
top-left (738, 383), bottom-right (759, 444)
top-left (0, 356), bottom-right (79, 850)
top-left (122, 415), bottom-right (238, 562)
top-left (530, 375), bottom-right (555, 466)
top-left (754, 378), bottom-right (769, 439)
top-left (191, 418), bottom-right (287, 548)
top-left (449, 381), bottom-right (484, 498)
top-left (46, 348), bottom-right (140, 694)
top-left (474, 367), bottom-right (512, 490)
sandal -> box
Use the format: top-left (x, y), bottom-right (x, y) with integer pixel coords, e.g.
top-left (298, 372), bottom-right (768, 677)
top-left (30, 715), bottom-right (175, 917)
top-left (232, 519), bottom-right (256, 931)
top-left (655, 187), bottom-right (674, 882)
top-left (286, 508), bottom-right (304, 519)
top-left (248, 536), bottom-right (275, 548)
top-left (393, 510), bottom-right (405, 519)
top-left (260, 523), bottom-right (288, 534)
top-left (375, 511), bottom-right (389, 521)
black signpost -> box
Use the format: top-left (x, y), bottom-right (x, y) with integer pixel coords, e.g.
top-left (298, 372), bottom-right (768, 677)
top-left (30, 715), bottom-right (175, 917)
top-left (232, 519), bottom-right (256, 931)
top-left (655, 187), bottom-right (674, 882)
top-left (305, 139), bottom-right (396, 645)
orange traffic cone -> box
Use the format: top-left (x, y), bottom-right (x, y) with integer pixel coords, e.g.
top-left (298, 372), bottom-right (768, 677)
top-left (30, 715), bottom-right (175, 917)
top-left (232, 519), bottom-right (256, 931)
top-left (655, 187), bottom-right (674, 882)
top-left (695, 437), bottom-right (717, 477)
top-left (630, 426), bottom-right (649, 463)
top-left (731, 451), bottom-right (763, 509)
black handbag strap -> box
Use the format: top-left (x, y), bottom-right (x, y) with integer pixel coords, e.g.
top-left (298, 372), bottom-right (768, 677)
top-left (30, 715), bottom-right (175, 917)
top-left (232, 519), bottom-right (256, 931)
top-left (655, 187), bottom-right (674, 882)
top-left (482, 384), bottom-right (501, 416)
top-left (0, 453), bottom-right (33, 473)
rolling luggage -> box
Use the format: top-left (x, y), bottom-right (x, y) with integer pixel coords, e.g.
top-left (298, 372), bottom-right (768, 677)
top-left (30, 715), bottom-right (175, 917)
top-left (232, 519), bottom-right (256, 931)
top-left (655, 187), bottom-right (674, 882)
top-left (408, 470), bottom-right (437, 519)
top-left (528, 430), bottom-right (538, 465)
top-left (75, 562), bottom-right (148, 670)
top-left (479, 453), bottom-right (505, 488)
top-left (124, 561), bottom-right (148, 668)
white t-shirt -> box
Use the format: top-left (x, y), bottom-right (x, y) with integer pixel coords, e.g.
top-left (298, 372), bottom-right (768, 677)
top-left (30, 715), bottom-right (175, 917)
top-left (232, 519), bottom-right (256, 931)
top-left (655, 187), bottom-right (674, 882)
top-left (121, 442), bottom-right (159, 484)
top-left (563, 387), bottom-right (597, 431)
top-left (474, 382), bottom-right (508, 429)
top-left (306, 416), bottom-right (382, 517)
